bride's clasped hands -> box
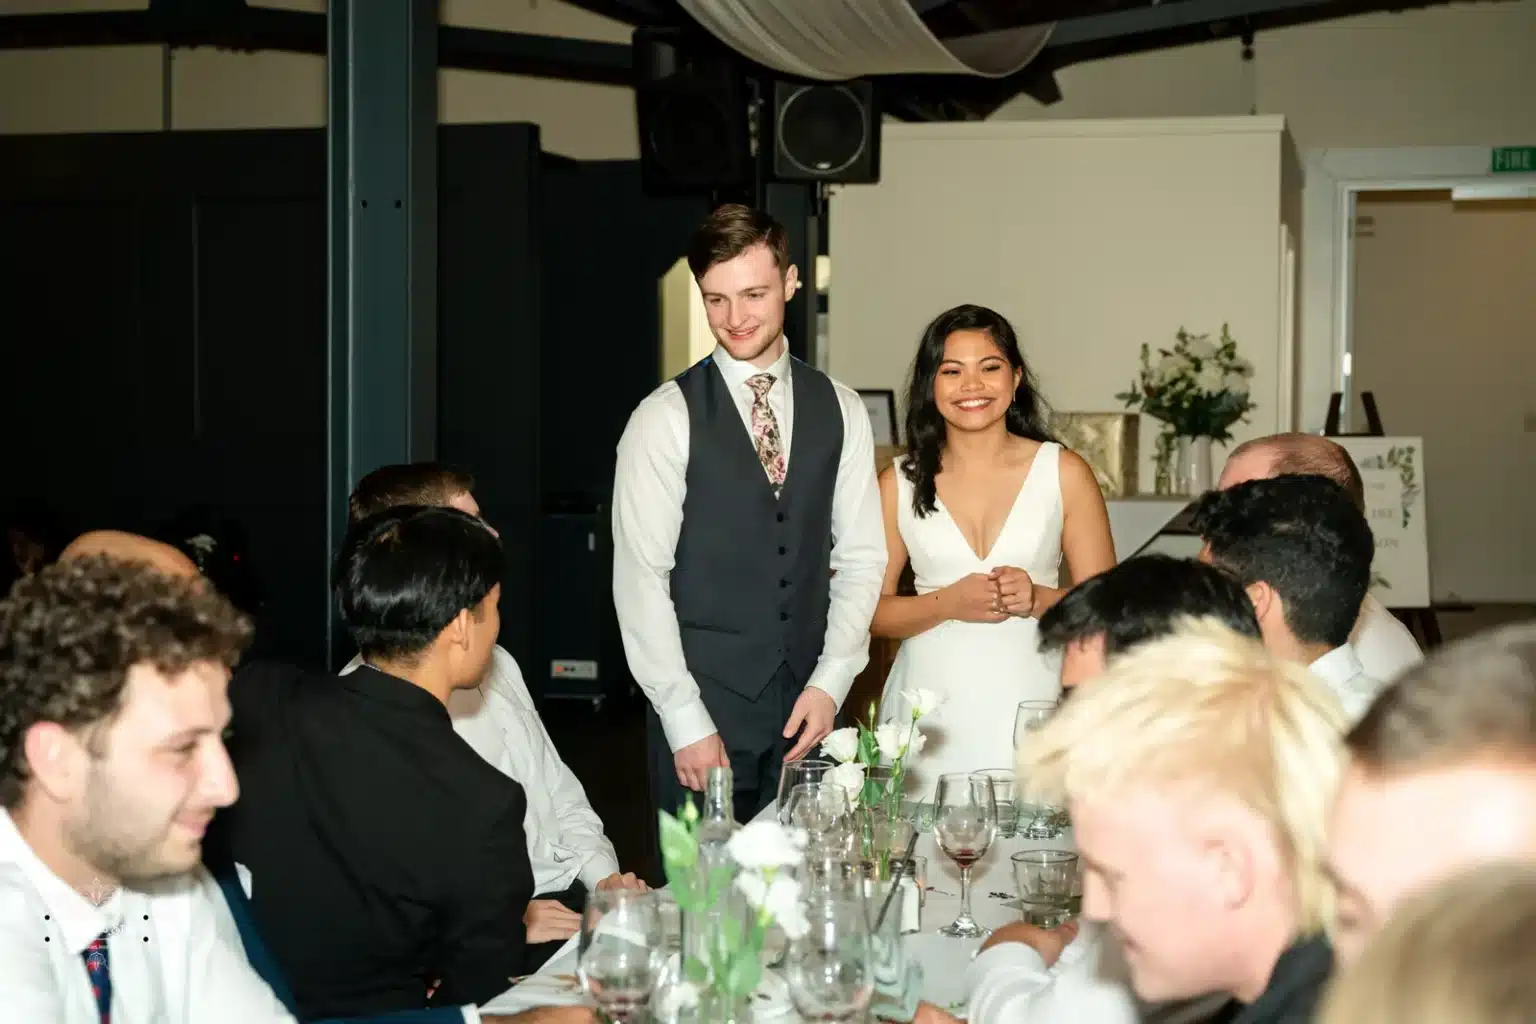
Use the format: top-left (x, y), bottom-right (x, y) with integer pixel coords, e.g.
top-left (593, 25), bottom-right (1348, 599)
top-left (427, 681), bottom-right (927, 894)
top-left (990, 565), bottom-right (1036, 617)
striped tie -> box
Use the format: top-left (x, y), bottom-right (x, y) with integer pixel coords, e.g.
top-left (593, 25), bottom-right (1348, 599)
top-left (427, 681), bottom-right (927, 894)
top-left (82, 933), bottom-right (111, 1023)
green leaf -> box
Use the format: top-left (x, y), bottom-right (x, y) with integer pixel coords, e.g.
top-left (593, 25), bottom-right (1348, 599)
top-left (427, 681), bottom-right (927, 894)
top-left (658, 811), bottom-right (698, 872)
top-left (722, 953), bottom-right (763, 999)
top-left (683, 955), bottom-right (710, 984)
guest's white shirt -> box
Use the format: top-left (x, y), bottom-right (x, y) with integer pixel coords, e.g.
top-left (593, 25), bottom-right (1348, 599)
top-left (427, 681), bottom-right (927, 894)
top-left (966, 923), bottom-right (1137, 1023)
top-left (1309, 643), bottom-right (1385, 725)
top-left (342, 646), bottom-right (620, 894)
top-left (0, 809), bottom-right (295, 1024)
top-left (611, 342), bottom-right (887, 752)
top-left (1351, 593), bottom-right (1424, 683)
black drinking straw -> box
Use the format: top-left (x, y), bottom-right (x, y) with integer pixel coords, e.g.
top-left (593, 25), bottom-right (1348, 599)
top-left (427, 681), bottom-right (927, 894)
top-left (875, 830), bottom-right (922, 932)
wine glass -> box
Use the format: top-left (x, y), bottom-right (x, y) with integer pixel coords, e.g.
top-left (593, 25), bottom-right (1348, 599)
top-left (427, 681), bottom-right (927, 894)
top-left (1014, 700), bottom-right (1067, 839)
top-left (784, 782), bottom-right (857, 857)
top-left (577, 888), bottom-right (664, 1022)
top-left (786, 888), bottom-right (876, 1022)
top-left (777, 759), bottom-right (835, 822)
top-left (933, 772), bottom-right (997, 938)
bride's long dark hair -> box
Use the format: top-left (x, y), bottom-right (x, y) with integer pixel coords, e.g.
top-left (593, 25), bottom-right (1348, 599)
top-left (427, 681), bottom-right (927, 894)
top-left (901, 304), bottom-right (1054, 518)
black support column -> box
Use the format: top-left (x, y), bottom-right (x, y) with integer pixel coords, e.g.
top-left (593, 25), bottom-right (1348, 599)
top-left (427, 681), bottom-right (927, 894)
top-left (763, 181), bottom-right (821, 366)
top-left (326, 0), bottom-right (439, 666)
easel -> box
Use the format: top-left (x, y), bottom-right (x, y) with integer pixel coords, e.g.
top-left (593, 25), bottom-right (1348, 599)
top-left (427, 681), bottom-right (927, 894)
top-left (1325, 391), bottom-right (1443, 649)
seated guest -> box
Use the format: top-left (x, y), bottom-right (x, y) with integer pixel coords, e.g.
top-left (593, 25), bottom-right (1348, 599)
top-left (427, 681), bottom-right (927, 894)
top-left (216, 506), bottom-right (535, 1019)
top-left (1326, 621), bottom-right (1536, 964)
top-left (344, 463), bottom-right (642, 959)
top-left (1218, 433), bottom-right (1423, 680)
top-left (1018, 621), bottom-right (1345, 1024)
top-left (1318, 862), bottom-right (1536, 1024)
top-left (1192, 474), bottom-right (1385, 723)
top-left (60, 528), bottom-right (202, 579)
top-left (952, 558), bottom-right (1263, 1024)
top-left (0, 556), bottom-right (297, 1022)
top-left (1039, 553), bottom-right (1262, 690)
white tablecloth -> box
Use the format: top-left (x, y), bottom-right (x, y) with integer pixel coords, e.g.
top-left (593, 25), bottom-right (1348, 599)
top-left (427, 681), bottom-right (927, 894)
top-left (479, 803), bottom-right (1077, 1017)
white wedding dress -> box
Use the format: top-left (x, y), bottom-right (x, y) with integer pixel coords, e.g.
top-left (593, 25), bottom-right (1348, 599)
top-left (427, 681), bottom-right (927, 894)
top-left (878, 443), bottom-right (1065, 800)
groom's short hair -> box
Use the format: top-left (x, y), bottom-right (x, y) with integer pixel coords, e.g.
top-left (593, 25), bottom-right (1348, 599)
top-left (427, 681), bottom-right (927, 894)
top-left (1039, 554), bottom-right (1260, 659)
top-left (348, 463), bottom-right (475, 525)
top-left (687, 204), bottom-right (790, 279)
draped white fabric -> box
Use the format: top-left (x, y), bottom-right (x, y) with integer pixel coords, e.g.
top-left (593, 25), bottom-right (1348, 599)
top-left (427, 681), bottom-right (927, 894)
top-left (674, 0), bottom-right (1054, 80)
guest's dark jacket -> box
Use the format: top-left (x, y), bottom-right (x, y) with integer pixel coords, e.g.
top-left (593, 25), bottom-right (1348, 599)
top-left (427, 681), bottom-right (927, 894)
top-left (1211, 935), bottom-right (1334, 1024)
top-left (213, 661), bottom-right (533, 1020)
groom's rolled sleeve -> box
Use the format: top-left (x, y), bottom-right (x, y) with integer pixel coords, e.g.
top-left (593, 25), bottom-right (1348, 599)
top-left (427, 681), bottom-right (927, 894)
top-left (612, 391), bottom-right (720, 752)
top-left (807, 384), bottom-right (888, 707)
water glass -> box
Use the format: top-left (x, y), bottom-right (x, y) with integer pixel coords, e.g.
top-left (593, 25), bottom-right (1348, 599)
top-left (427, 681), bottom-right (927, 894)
top-left (577, 888), bottom-right (663, 1023)
top-left (787, 889), bottom-right (876, 1023)
top-left (1014, 700), bottom-right (1067, 839)
top-left (933, 772), bottom-right (997, 939)
top-left (777, 758), bottom-right (834, 823)
top-left (784, 782), bottom-right (857, 857)
top-left (1012, 850), bottom-right (1078, 929)
top-left (976, 768), bottom-right (1019, 838)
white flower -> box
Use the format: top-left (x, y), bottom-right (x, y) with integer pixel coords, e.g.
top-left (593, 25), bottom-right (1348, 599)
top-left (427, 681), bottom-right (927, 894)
top-left (1231, 356), bottom-right (1254, 378)
top-left (1221, 370), bottom-right (1250, 396)
top-left (1195, 363), bottom-right (1226, 394)
top-left (819, 727), bottom-right (860, 764)
top-left (726, 820), bottom-right (807, 871)
top-left (825, 761), bottom-right (866, 800)
top-left (905, 728), bottom-right (927, 758)
top-left (875, 723), bottom-right (925, 761)
top-left (735, 871), bottom-right (809, 939)
top-left (900, 688), bottom-right (942, 719)
top-left (1154, 353), bottom-right (1190, 386)
top-left (1184, 335), bottom-right (1217, 360)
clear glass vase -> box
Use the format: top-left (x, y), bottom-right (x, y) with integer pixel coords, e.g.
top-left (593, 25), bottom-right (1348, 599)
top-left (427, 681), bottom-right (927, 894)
top-left (1175, 435), bottom-right (1214, 495)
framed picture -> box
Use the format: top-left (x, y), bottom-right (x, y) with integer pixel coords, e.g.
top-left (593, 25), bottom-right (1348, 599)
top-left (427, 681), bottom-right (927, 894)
top-left (1332, 436), bottom-right (1431, 608)
top-left (859, 389), bottom-right (899, 447)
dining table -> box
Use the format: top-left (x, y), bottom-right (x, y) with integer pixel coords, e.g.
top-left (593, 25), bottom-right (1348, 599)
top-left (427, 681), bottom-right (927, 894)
top-left (477, 801), bottom-right (1079, 1020)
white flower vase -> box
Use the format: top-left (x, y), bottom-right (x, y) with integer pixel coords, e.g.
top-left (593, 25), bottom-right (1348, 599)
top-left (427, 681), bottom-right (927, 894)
top-left (1176, 436), bottom-right (1214, 495)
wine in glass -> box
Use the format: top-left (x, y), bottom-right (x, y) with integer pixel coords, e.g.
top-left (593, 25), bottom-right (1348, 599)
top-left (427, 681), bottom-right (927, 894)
top-left (1014, 700), bottom-right (1067, 839)
top-left (577, 888), bottom-right (663, 1023)
top-left (933, 772), bottom-right (997, 938)
top-left (787, 888), bottom-right (876, 1022)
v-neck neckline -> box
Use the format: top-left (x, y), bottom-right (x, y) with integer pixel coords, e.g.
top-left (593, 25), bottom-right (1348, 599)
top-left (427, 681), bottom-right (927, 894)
top-left (934, 444), bottom-right (1047, 564)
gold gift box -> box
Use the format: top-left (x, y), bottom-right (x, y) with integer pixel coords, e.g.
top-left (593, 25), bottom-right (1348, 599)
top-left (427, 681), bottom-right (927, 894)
top-left (1049, 412), bottom-right (1140, 497)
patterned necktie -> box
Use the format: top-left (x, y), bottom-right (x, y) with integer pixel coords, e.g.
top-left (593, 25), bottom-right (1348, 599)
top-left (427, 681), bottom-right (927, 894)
top-left (745, 373), bottom-right (787, 497)
top-left (82, 933), bottom-right (111, 1023)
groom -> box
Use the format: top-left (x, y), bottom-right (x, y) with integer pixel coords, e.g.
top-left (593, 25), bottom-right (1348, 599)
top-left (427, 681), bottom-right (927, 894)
top-left (612, 203), bottom-right (886, 822)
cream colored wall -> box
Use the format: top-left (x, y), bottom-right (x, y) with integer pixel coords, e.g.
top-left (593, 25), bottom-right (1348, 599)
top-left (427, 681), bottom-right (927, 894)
top-left (994, 1), bottom-right (1536, 152)
top-left (1350, 191), bottom-right (1536, 603)
top-left (827, 117), bottom-right (1294, 490)
top-left (0, 0), bottom-right (640, 158)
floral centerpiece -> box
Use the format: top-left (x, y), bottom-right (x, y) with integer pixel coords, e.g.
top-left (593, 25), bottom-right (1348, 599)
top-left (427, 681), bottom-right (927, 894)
top-left (655, 801), bottom-right (808, 1020)
top-left (1116, 324), bottom-right (1256, 494)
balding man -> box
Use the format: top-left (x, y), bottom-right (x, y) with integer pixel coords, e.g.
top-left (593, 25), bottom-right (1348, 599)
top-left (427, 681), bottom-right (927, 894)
top-left (60, 529), bottom-right (201, 579)
top-left (1219, 433), bottom-right (1424, 681)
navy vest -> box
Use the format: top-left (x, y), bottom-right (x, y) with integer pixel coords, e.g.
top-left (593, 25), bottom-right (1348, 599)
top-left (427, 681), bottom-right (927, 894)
top-left (670, 355), bottom-right (843, 706)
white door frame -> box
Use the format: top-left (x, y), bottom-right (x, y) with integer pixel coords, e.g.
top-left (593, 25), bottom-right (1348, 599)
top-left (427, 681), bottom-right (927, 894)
top-left (1298, 146), bottom-right (1536, 432)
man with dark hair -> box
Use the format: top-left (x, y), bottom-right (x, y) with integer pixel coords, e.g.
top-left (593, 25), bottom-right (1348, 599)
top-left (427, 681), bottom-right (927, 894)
top-left (1038, 553), bottom-right (1262, 689)
top-left (1191, 474), bottom-right (1384, 722)
top-left (1327, 621), bottom-right (1536, 965)
top-left (613, 203), bottom-right (886, 820)
top-left (0, 556), bottom-right (297, 1021)
top-left (342, 465), bottom-right (641, 961)
top-left (1219, 432), bottom-right (1422, 681)
top-left (217, 507), bottom-right (536, 1019)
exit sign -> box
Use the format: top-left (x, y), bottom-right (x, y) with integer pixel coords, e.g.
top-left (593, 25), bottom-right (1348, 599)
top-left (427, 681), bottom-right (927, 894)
top-left (1491, 147), bottom-right (1536, 173)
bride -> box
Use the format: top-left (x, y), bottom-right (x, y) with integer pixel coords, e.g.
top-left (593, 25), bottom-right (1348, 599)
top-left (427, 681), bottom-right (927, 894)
top-left (874, 304), bottom-right (1115, 797)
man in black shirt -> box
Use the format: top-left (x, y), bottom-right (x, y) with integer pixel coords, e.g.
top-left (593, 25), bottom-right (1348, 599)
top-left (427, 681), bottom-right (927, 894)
top-left (215, 506), bottom-right (534, 1020)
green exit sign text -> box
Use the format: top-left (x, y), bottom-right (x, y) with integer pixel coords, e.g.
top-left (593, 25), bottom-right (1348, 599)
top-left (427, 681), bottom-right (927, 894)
top-left (1491, 147), bottom-right (1536, 173)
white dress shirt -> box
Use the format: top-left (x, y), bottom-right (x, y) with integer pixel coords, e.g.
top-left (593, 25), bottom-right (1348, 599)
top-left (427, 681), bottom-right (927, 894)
top-left (341, 646), bottom-right (620, 894)
top-left (1351, 593), bottom-right (1424, 683)
top-left (1309, 643), bottom-right (1386, 725)
top-left (0, 809), bottom-right (295, 1024)
top-left (611, 342), bottom-right (887, 752)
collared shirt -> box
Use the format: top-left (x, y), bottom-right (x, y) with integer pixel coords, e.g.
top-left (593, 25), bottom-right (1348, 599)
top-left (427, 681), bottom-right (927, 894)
top-left (1351, 593), bottom-right (1424, 683)
top-left (611, 341), bottom-right (887, 751)
top-left (341, 645), bottom-right (620, 894)
top-left (0, 809), bottom-right (295, 1024)
top-left (1309, 643), bottom-right (1385, 725)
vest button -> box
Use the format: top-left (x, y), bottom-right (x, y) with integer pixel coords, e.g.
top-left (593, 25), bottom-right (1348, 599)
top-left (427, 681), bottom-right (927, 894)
top-left (776, 512), bottom-right (785, 523)
top-left (779, 579), bottom-right (789, 588)
top-left (778, 546), bottom-right (787, 555)
top-left (780, 611), bottom-right (789, 622)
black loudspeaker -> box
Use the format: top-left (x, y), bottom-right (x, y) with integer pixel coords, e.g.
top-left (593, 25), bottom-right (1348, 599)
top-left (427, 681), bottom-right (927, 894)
top-left (770, 79), bottom-right (881, 184)
top-left (634, 27), bottom-right (752, 194)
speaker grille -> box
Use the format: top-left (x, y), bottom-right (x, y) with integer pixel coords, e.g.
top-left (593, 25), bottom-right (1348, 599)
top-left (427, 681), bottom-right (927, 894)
top-left (646, 92), bottom-right (741, 182)
top-left (777, 85), bottom-right (868, 176)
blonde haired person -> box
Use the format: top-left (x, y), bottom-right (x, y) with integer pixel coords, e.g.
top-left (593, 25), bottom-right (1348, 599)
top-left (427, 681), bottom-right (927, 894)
top-left (1317, 862), bottom-right (1536, 1024)
top-left (963, 619), bottom-right (1347, 1024)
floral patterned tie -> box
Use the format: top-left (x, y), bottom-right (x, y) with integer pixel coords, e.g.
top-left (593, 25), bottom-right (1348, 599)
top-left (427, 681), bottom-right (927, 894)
top-left (83, 933), bottom-right (111, 1023)
top-left (745, 373), bottom-right (787, 497)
